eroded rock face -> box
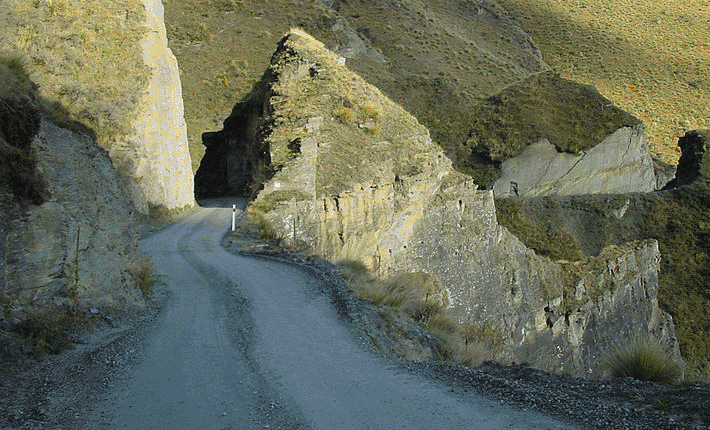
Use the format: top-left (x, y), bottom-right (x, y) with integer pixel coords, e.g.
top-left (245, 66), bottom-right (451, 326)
top-left (1, 121), bottom-right (145, 312)
top-left (404, 186), bottom-right (679, 376)
top-left (492, 125), bottom-right (658, 197)
top-left (215, 30), bottom-right (682, 377)
top-left (111, 0), bottom-right (195, 213)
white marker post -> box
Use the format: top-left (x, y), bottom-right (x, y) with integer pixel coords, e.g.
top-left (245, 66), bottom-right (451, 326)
top-left (231, 204), bottom-right (236, 231)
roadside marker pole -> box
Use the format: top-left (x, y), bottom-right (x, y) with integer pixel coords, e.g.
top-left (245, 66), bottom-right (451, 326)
top-left (232, 204), bottom-right (236, 231)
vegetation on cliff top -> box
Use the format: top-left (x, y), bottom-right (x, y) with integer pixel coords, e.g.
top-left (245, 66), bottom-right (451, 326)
top-left (0, 0), bottom-right (148, 148)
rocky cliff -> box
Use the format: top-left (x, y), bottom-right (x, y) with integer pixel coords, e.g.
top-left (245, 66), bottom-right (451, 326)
top-left (112, 0), bottom-right (194, 213)
top-left (0, 0), bottom-right (195, 214)
top-left (200, 30), bottom-right (682, 377)
top-left (492, 125), bottom-right (658, 197)
top-left (1, 120), bottom-right (145, 314)
top-left (0, 0), bottom-right (195, 323)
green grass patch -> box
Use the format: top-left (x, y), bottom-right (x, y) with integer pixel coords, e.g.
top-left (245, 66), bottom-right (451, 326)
top-left (603, 338), bottom-right (682, 384)
top-left (494, 197), bottom-right (584, 261)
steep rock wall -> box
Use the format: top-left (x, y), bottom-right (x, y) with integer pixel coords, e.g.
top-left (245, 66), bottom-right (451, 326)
top-left (1, 121), bottom-right (145, 312)
top-left (492, 125), bottom-right (658, 197)
top-left (215, 30), bottom-right (682, 377)
top-left (400, 184), bottom-right (678, 377)
top-left (111, 0), bottom-right (195, 213)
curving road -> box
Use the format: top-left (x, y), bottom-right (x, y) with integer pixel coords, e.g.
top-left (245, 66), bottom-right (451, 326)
top-left (86, 201), bottom-right (576, 429)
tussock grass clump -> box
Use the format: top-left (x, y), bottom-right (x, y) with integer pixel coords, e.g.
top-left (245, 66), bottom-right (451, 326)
top-left (128, 257), bottom-right (156, 299)
top-left (603, 338), bottom-right (682, 384)
top-left (346, 270), bottom-right (449, 319)
top-left (339, 263), bottom-right (496, 366)
top-left (9, 306), bottom-right (87, 357)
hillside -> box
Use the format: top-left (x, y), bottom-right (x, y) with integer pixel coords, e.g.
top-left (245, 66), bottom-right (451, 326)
top-left (498, 0), bottom-right (710, 163)
top-left (164, 0), bottom-right (708, 171)
top-left (166, 0), bottom-right (710, 376)
top-left (204, 29), bottom-right (685, 379)
top-left (163, 0), bottom-right (548, 172)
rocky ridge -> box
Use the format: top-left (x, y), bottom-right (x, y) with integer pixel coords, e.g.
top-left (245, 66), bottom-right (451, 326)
top-left (197, 30), bottom-right (682, 378)
top-left (113, 0), bottom-right (195, 213)
top-left (492, 125), bottom-right (658, 197)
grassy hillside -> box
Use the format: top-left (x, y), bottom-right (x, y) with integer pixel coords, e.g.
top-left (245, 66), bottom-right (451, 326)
top-left (0, 0), bottom-right (148, 148)
top-left (162, 0), bottom-right (548, 172)
top-left (498, 0), bottom-right (710, 163)
top-left (461, 71), bottom-right (641, 186)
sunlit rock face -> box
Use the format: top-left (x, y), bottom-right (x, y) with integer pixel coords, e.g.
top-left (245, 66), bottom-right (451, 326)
top-left (492, 126), bottom-right (658, 198)
top-left (111, 0), bottom-right (195, 213)
top-left (208, 30), bottom-right (682, 377)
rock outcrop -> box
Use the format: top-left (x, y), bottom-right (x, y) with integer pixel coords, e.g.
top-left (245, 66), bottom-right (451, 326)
top-left (492, 125), bottom-right (658, 197)
top-left (663, 129), bottom-right (709, 189)
top-left (1, 120), bottom-right (145, 312)
top-left (203, 30), bottom-right (682, 377)
top-left (111, 0), bottom-right (195, 213)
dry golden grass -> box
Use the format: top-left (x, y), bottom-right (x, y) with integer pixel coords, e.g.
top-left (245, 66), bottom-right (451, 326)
top-left (498, 0), bottom-right (710, 163)
top-left (0, 0), bottom-right (148, 148)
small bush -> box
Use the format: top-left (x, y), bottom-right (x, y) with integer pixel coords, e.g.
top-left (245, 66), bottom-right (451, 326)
top-left (603, 338), bottom-right (682, 383)
top-left (337, 259), bottom-right (370, 280)
top-left (129, 257), bottom-right (156, 299)
top-left (333, 106), bottom-right (355, 124)
top-left (459, 322), bottom-right (506, 352)
top-left (10, 306), bottom-right (86, 356)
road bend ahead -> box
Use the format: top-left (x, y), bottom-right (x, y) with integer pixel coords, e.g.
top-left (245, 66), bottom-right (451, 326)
top-left (87, 201), bottom-right (576, 429)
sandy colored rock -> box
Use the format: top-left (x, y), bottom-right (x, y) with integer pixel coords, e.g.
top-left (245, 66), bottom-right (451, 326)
top-left (111, 0), bottom-right (195, 213)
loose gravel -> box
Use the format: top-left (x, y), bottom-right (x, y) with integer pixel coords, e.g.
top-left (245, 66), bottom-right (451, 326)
top-left (1, 223), bottom-right (708, 429)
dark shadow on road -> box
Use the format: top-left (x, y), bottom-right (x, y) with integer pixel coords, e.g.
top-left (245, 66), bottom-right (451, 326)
top-left (197, 196), bottom-right (249, 209)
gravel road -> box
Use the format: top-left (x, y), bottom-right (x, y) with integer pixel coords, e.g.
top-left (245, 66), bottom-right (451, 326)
top-left (118, 202), bottom-right (574, 429)
top-left (2, 201), bottom-right (708, 429)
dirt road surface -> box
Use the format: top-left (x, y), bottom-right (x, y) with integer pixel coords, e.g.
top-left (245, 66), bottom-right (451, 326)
top-left (78, 200), bottom-right (574, 429)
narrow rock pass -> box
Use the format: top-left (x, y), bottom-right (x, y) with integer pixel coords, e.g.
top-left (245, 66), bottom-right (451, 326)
top-left (82, 201), bottom-right (576, 429)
